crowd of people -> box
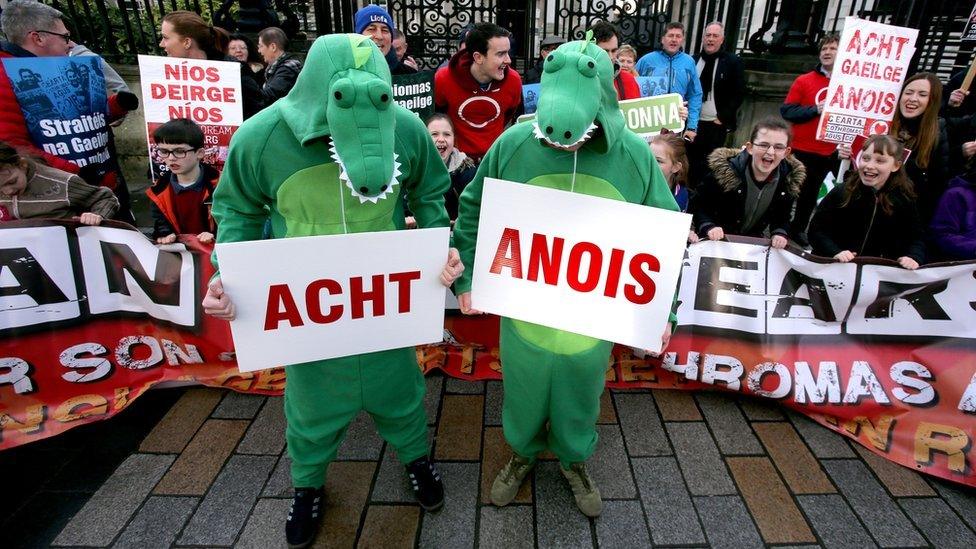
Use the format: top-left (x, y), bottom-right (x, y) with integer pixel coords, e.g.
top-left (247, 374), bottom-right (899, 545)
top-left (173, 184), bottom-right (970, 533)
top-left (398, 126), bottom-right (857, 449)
top-left (3, 1), bottom-right (976, 545)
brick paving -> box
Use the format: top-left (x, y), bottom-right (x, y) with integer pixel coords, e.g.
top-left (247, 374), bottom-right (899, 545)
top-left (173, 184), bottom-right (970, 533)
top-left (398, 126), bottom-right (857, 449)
top-left (12, 372), bottom-right (976, 548)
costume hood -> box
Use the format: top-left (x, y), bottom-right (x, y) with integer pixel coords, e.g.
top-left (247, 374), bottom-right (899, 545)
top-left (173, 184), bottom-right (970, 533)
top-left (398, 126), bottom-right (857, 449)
top-left (279, 34), bottom-right (400, 203)
top-left (533, 35), bottom-right (624, 153)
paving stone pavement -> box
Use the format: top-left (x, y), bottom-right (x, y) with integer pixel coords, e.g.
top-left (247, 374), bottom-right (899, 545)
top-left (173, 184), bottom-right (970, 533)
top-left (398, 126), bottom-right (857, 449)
top-left (16, 374), bottom-right (976, 547)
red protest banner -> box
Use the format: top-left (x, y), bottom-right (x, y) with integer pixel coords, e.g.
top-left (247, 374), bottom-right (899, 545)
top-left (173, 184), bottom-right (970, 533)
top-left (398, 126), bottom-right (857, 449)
top-left (1, 223), bottom-right (974, 489)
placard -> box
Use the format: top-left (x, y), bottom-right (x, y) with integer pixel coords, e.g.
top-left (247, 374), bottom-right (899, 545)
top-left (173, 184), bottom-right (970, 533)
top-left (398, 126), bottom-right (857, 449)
top-left (216, 228), bottom-right (450, 371)
top-left (471, 178), bottom-right (691, 352)
top-left (517, 93), bottom-right (684, 137)
top-left (816, 17), bottom-right (918, 144)
top-left (138, 55), bottom-right (243, 178)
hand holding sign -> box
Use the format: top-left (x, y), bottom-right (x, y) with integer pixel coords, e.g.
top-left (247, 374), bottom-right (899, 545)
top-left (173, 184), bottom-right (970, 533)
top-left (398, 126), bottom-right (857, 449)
top-left (440, 248), bottom-right (464, 286)
top-left (203, 277), bottom-right (236, 320)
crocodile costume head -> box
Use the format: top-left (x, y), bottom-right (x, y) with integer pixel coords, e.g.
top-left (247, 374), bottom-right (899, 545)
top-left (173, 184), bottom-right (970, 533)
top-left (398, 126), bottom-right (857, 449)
top-left (533, 33), bottom-right (625, 153)
top-left (278, 34), bottom-right (401, 203)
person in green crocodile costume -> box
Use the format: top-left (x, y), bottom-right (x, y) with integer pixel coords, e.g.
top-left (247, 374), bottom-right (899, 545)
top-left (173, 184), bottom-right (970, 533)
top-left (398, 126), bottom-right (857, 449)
top-left (452, 34), bottom-right (680, 518)
top-left (201, 34), bottom-right (463, 548)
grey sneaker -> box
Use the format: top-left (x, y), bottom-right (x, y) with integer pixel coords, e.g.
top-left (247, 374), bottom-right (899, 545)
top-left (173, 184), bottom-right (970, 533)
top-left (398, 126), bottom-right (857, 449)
top-left (560, 462), bottom-right (602, 517)
top-left (490, 454), bottom-right (535, 506)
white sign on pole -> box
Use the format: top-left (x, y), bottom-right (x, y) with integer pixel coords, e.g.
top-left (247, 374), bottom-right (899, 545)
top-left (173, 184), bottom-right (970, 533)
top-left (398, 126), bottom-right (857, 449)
top-left (816, 17), bottom-right (918, 144)
top-left (471, 178), bottom-right (691, 353)
top-left (216, 228), bottom-right (450, 372)
top-left (137, 55), bottom-right (243, 177)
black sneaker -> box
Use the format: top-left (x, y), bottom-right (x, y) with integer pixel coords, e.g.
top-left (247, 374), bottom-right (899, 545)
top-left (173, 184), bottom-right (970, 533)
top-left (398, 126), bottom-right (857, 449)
top-left (406, 457), bottom-right (445, 512)
top-left (286, 486), bottom-right (324, 548)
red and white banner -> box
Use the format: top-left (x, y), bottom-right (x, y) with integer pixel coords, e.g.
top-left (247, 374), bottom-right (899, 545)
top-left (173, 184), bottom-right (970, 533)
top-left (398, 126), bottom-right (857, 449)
top-left (138, 55), bottom-right (242, 178)
top-left (816, 17), bottom-right (918, 144)
top-left (1, 222), bottom-right (974, 489)
top-left (472, 178), bottom-right (691, 352)
top-left (216, 229), bottom-right (450, 372)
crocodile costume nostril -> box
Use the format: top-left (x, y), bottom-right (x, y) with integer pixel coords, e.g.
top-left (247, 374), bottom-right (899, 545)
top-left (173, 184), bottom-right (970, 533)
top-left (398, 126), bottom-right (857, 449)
top-left (210, 34), bottom-right (451, 531)
top-left (452, 34), bottom-right (681, 518)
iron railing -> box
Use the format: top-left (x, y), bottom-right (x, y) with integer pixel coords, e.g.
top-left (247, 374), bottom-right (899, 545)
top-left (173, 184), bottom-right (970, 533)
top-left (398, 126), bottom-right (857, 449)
top-left (1, 0), bottom-right (965, 79)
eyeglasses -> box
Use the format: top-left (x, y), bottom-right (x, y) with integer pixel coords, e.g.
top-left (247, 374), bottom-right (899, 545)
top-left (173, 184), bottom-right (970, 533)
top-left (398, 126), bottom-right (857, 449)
top-left (33, 29), bottom-right (72, 43)
top-left (156, 147), bottom-right (198, 159)
top-left (751, 142), bottom-right (788, 153)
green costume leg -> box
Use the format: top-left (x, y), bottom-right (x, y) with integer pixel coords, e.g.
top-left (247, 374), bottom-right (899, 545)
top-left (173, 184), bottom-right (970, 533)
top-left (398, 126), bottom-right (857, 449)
top-left (499, 322), bottom-right (552, 461)
top-left (546, 342), bottom-right (611, 468)
top-left (362, 347), bottom-right (430, 464)
top-left (285, 357), bottom-right (363, 488)
top-left (499, 319), bottom-right (613, 467)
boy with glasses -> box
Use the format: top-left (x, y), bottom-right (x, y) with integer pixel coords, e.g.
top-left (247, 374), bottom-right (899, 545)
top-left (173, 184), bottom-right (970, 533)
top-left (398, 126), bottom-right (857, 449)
top-left (146, 118), bottom-right (220, 244)
top-left (690, 117), bottom-right (805, 246)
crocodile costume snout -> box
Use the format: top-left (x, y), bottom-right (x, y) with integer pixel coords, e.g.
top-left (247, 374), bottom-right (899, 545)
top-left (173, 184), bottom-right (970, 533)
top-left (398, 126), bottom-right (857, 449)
top-left (212, 34), bottom-right (450, 489)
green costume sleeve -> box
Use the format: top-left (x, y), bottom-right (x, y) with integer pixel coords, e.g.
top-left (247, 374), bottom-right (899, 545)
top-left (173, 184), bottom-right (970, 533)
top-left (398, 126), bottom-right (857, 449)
top-left (209, 125), bottom-right (276, 273)
top-left (397, 111), bottom-right (452, 230)
top-left (452, 143), bottom-right (499, 294)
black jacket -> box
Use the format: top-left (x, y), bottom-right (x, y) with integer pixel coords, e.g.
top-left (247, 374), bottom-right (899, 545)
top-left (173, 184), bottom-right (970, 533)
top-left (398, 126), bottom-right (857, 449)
top-left (809, 183), bottom-right (925, 263)
top-left (523, 58), bottom-right (544, 85)
top-left (692, 50), bottom-right (745, 130)
top-left (261, 52), bottom-right (302, 104)
top-left (899, 117), bottom-right (949, 223)
top-left (211, 53), bottom-right (265, 118)
top-left (691, 147), bottom-right (804, 238)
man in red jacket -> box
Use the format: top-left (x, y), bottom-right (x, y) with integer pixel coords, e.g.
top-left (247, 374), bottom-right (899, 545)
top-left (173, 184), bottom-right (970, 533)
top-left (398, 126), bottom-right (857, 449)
top-left (1, 0), bottom-right (136, 222)
top-left (780, 33), bottom-right (840, 246)
top-left (434, 22), bottom-right (522, 162)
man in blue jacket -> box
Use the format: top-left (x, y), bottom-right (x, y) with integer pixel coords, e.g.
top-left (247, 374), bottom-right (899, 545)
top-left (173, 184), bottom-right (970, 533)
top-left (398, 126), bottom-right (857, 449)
top-left (635, 22), bottom-right (702, 144)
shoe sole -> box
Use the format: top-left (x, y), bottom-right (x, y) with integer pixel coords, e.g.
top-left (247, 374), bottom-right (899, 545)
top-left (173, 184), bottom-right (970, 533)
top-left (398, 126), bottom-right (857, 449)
top-left (420, 499), bottom-right (444, 513)
top-left (288, 539), bottom-right (314, 549)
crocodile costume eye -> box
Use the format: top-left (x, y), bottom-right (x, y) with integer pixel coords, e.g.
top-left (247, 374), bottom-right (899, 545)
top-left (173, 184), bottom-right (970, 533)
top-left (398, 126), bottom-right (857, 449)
top-left (544, 50), bottom-right (566, 73)
top-left (367, 80), bottom-right (392, 110)
top-left (577, 55), bottom-right (597, 78)
top-left (331, 78), bottom-right (356, 108)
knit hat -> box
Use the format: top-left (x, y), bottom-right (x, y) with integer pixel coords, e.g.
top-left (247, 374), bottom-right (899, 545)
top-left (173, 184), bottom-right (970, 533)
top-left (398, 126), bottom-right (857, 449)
top-left (355, 5), bottom-right (395, 34)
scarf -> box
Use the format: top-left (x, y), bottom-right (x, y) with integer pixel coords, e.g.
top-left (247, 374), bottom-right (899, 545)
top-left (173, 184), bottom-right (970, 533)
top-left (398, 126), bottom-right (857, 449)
top-left (699, 50), bottom-right (719, 102)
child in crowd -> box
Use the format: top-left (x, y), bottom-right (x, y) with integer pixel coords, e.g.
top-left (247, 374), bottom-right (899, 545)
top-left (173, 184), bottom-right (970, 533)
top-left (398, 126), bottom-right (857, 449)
top-left (616, 44), bottom-right (638, 77)
top-left (427, 113), bottom-right (476, 219)
top-left (146, 119), bottom-right (221, 244)
top-left (929, 169), bottom-right (976, 261)
top-left (809, 134), bottom-right (924, 269)
top-left (0, 141), bottom-right (117, 223)
top-left (650, 132), bottom-right (698, 243)
top-left (690, 117), bottom-right (803, 248)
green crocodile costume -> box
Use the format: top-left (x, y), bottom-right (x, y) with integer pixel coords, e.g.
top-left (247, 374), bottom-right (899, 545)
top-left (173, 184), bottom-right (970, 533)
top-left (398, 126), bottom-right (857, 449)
top-left (211, 34), bottom-right (450, 489)
top-left (453, 37), bottom-right (679, 491)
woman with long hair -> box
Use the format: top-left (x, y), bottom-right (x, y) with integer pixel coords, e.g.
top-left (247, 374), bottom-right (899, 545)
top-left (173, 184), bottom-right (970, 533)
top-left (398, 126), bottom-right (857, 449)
top-left (888, 72), bottom-right (949, 221)
top-left (809, 134), bottom-right (924, 269)
top-left (159, 11), bottom-right (264, 117)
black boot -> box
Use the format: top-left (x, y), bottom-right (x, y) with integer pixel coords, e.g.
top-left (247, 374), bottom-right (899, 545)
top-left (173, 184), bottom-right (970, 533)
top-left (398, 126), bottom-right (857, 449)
top-left (406, 457), bottom-right (444, 512)
top-left (286, 486), bottom-right (324, 548)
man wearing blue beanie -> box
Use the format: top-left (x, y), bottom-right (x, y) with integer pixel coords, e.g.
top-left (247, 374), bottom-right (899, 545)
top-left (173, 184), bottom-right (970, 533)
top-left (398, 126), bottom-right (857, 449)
top-left (355, 4), bottom-right (418, 74)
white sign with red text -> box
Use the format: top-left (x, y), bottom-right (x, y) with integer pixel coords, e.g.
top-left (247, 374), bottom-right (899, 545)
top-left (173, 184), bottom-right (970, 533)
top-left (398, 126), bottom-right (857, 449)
top-left (471, 178), bottom-right (691, 353)
top-left (216, 228), bottom-right (450, 372)
top-left (816, 17), bottom-right (918, 144)
top-left (137, 55), bottom-right (243, 178)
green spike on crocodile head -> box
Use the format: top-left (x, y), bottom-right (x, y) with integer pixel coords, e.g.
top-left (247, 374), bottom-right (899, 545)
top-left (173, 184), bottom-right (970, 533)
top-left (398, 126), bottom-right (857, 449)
top-left (532, 37), bottom-right (625, 153)
top-left (279, 34), bottom-right (399, 203)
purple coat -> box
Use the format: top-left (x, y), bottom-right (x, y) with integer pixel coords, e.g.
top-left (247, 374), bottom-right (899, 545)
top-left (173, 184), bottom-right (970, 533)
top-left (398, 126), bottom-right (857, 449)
top-left (929, 175), bottom-right (976, 261)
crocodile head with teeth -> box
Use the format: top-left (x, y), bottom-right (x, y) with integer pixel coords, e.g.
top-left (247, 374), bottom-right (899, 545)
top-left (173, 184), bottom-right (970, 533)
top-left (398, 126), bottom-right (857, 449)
top-left (279, 34), bottom-right (401, 203)
top-left (533, 32), bottom-right (626, 153)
